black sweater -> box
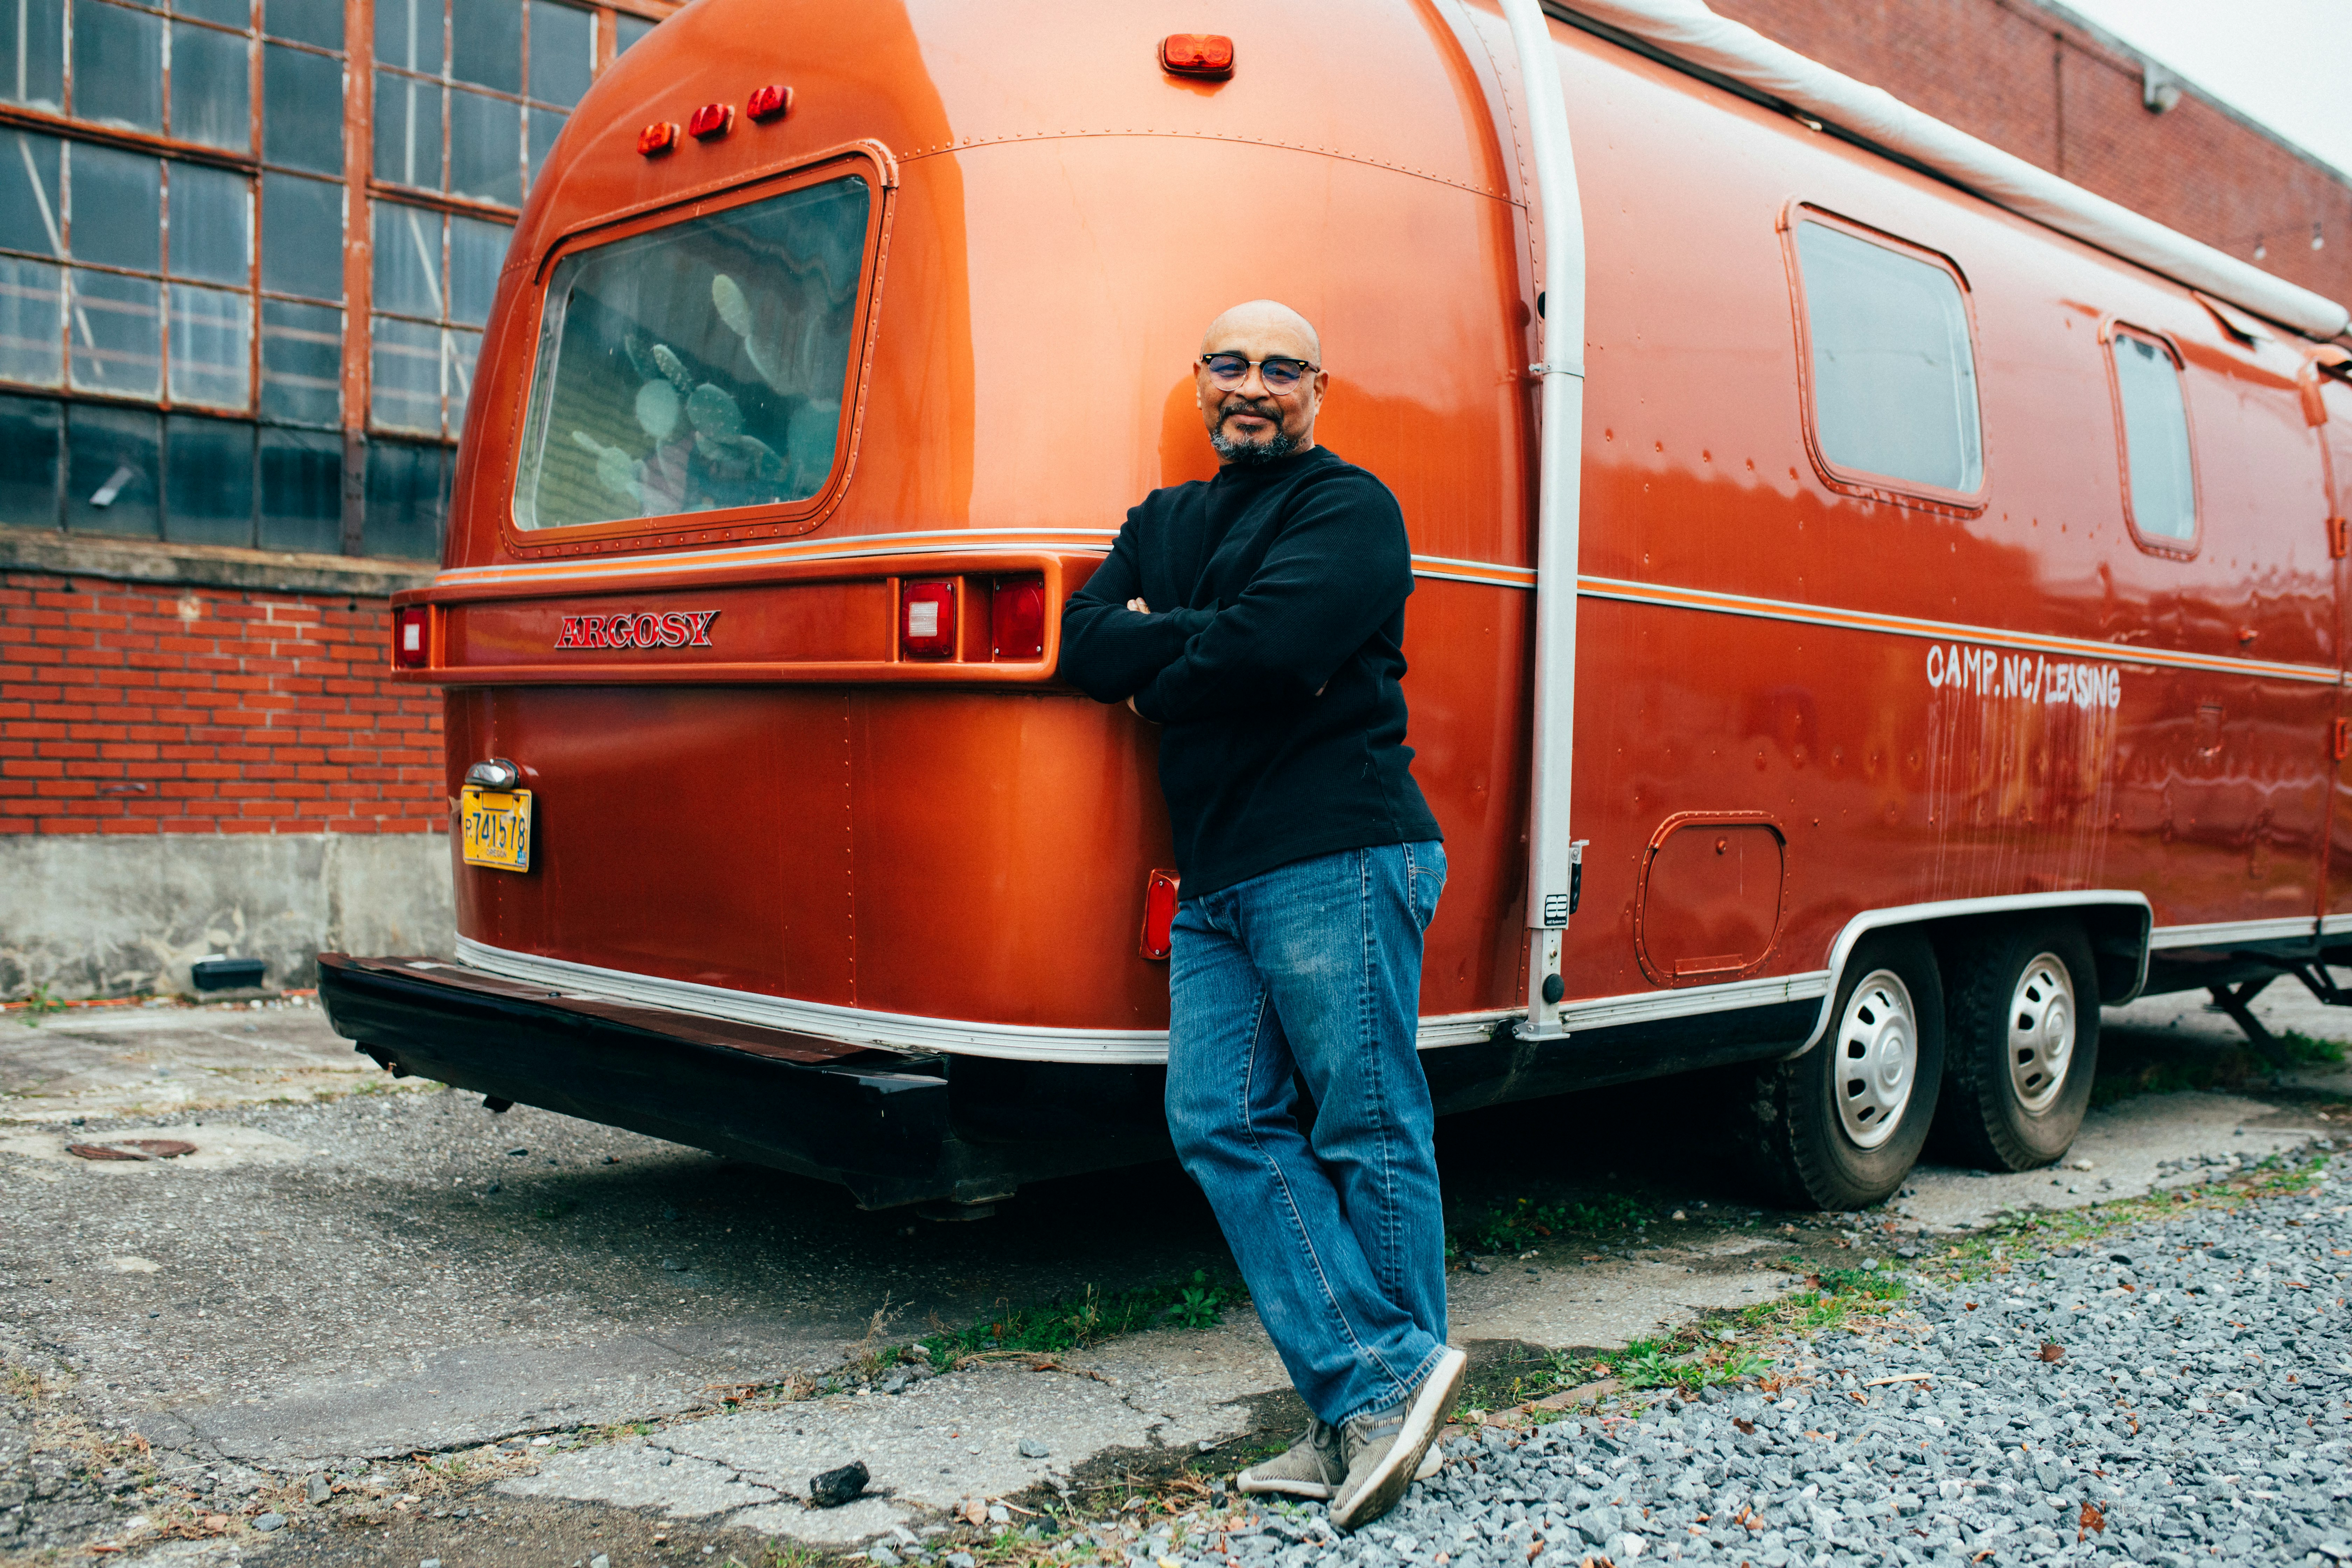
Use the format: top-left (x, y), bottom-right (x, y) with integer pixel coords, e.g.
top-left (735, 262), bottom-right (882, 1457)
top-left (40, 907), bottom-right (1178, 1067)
top-left (1058, 446), bottom-right (1441, 898)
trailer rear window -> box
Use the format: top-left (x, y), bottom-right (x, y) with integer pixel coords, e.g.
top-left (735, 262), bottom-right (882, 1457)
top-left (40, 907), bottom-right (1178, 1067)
top-left (1794, 218), bottom-right (1983, 499)
top-left (2108, 330), bottom-right (2196, 546)
top-left (513, 174), bottom-right (870, 531)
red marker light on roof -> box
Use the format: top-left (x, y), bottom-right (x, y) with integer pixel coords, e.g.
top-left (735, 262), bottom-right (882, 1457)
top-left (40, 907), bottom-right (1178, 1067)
top-left (1159, 33), bottom-right (1234, 78)
top-left (687, 102), bottom-right (733, 140)
top-left (990, 574), bottom-right (1045, 660)
top-left (392, 606), bottom-right (430, 670)
top-left (746, 83), bottom-right (792, 122)
top-left (901, 580), bottom-right (955, 660)
top-left (637, 121), bottom-right (679, 156)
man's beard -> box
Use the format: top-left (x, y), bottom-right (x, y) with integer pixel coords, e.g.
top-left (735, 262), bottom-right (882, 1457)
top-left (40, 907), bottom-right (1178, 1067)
top-left (1210, 405), bottom-right (1298, 466)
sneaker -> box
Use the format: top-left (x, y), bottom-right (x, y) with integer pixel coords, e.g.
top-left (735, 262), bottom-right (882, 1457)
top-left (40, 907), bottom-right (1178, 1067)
top-left (1236, 1421), bottom-right (1447, 1501)
top-left (1235, 1420), bottom-right (1343, 1499)
top-left (1328, 1346), bottom-right (1466, 1532)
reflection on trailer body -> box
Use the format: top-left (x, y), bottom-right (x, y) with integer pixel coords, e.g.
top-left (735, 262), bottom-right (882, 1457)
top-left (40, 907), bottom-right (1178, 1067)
top-left (318, 0), bottom-right (2352, 1211)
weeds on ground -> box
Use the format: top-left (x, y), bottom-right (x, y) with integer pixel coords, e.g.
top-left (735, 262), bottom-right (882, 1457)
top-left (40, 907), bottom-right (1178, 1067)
top-left (1925, 1150), bottom-right (2331, 1282)
top-left (1614, 1335), bottom-right (1773, 1394)
top-left (1455, 1192), bottom-right (1648, 1254)
top-left (2277, 1029), bottom-right (2348, 1064)
top-left (920, 1270), bottom-right (1239, 1370)
top-left (851, 1297), bottom-right (905, 1379)
top-left (2088, 1025), bottom-right (2345, 1110)
top-left (14, 982), bottom-right (65, 1027)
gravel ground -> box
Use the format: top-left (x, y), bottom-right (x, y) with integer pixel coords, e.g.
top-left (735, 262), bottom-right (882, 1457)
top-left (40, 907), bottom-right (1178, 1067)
top-left (1048, 1161), bottom-right (2352, 1568)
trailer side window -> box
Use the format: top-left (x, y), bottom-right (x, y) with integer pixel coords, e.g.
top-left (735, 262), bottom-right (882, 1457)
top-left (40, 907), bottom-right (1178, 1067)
top-left (1793, 218), bottom-right (1983, 499)
top-left (513, 173), bottom-right (872, 532)
top-left (2108, 330), bottom-right (2196, 547)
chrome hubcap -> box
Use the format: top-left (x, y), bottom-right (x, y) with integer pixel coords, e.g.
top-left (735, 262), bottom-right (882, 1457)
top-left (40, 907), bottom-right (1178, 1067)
top-left (2006, 953), bottom-right (2076, 1116)
top-left (1835, 968), bottom-right (1917, 1150)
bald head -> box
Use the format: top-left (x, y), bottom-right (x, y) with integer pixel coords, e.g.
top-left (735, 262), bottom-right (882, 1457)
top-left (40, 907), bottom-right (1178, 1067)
top-left (1195, 300), bottom-right (1328, 465)
top-left (1199, 300), bottom-right (1322, 364)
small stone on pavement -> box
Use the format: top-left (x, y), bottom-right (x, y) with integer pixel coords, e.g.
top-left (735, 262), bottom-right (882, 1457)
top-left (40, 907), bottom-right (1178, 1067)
top-left (811, 1458), bottom-right (870, 1507)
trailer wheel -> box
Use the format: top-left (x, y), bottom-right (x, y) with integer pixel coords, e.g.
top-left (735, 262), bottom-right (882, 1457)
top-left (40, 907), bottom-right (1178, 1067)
top-left (1730, 931), bottom-right (1943, 1210)
top-left (1933, 920), bottom-right (2098, 1170)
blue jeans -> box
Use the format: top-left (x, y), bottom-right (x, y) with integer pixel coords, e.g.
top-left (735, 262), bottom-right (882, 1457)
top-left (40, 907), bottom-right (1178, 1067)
top-left (1165, 840), bottom-right (1448, 1426)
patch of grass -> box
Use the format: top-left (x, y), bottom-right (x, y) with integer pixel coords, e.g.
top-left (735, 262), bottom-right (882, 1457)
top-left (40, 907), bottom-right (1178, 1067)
top-left (1926, 1150), bottom-right (2332, 1282)
top-left (2088, 1023), bottom-right (2347, 1110)
top-left (1811, 1265), bottom-right (1909, 1301)
top-left (15, 982), bottom-right (65, 1027)
top-left (1460, 1197), bottom-right (1567, 1252)
top-left (2277, 1029), bottom-right (2347, 1064)
top-left (1615, 1336), bottom-right (1771, 1394)
top-left (2088, 1054), bottom-right (2236, 1109)
top-left (1456, 1191), bottom-right (1648, 1254)
top-left (920, 1270), bottom-right (1240, 1371)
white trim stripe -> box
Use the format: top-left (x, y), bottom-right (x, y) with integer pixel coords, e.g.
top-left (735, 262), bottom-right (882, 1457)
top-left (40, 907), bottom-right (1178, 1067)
top-left (455, 904), bottom-right (2327, 1073)
top-left (428, 533), bottom-right (1537, 593)
top-left (432, 529), bottom-right (1122, 590)
top-left (425, 547), bottom-right (2341, 690)
top-left (2146, 916), bottom-right (2320, 951)
top-left (455, 937), bottom-right (1519, 1064)
top-left (1578, 575), bottom-right (2345, 687)
top-left (1566, 969), bottom-right (1828, 1030)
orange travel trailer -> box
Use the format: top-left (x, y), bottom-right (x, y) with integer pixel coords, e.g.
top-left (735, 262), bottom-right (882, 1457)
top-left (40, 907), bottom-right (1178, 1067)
top-left (317, 0), bottom-right (2352, 1211)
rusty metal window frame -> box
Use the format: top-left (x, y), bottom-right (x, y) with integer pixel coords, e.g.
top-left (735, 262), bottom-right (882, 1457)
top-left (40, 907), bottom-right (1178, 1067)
top-left (0, 0), bottom-right (671, 557)
top-left (368, 0), bottom-right (594, 209)
top-left (0, 131), bottom-right (258, 411)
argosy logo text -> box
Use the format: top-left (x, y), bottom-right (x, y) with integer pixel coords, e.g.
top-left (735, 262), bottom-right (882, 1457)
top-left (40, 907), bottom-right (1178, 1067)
top-left (554, 610), bottom-right (720, 650)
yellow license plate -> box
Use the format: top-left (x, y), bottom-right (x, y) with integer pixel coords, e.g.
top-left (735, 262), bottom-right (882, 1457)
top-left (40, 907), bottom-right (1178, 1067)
top-left (461, 785), bottom-right (532, 872)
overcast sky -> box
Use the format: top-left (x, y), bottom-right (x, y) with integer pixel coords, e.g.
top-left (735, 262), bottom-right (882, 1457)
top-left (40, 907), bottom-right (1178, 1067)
top-left (2058, 0), bottom-right (2352, 181)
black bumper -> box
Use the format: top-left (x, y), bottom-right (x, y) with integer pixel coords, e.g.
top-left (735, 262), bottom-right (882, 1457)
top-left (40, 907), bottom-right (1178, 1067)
top-left (316, 953), bottom-right (1171, 1209)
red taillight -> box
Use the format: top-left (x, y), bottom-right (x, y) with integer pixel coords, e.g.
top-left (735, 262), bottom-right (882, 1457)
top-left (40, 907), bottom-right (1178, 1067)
top-left (392, 606), bottom-right (430, 670)
top-left (901, 580), bottom-right (955, 659)
top-left (687, 102), bottom-right (733, 140)
top-left (990, 574), bottom-right (1046, 660)
top-left (637, 121), bottom-right (679, 156)
top-left (1140, 869), bottom-right (1181, 961)
top-left (746, 83), bottom-right (792, 122)
top-left (1160, 33), bottom-right (1234, 78)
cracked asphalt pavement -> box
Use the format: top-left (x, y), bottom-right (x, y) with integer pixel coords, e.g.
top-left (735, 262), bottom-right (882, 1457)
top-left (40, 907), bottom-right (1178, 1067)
top-left (2, 983), bottom-right (2347, 1564)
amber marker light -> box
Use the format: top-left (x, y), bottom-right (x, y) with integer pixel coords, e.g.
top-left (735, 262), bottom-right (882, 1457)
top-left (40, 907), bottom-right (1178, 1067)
top-left (687, 102), bottom-right (734, 140)
top-left (1159, 33), bottom-right (1234, 78)
top-left (746, 83), bottom-right (792, 121)
top-left (637, 121), bottom-right (680, 155)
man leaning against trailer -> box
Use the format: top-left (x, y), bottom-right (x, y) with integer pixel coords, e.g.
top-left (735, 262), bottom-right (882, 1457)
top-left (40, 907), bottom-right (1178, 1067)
top-left (1058, 300), bottom-right (1461, 1532)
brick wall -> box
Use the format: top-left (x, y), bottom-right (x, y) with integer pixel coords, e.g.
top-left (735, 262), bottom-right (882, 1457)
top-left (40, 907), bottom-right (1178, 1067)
top-left (0, 572), bottom-right (444, 838)
top-left (1709, 0), bottom-right (2352, 309)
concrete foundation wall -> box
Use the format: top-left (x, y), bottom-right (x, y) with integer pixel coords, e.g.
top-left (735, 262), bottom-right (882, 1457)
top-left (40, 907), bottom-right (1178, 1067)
top-left (1, 832), bottom-right (454, 1000)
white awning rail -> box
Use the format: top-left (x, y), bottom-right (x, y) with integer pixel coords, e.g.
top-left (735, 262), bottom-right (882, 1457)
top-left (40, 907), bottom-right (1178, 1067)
top-left (1554, 0), bottom-right (2351, 341)
top-left (1496, 0), bottom-right (1586, 1038)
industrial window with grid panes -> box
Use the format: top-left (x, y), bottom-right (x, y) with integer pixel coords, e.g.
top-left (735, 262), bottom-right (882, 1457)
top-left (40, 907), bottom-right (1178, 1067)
top-left (0, 0), bottom-right (668, 561)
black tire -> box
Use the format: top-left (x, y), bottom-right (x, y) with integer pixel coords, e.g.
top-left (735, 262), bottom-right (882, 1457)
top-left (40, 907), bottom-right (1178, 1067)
top-left (1728, 931), bottom-right (1944, 1210)
top-left (1932, 919), bottom-right (2099, 1171)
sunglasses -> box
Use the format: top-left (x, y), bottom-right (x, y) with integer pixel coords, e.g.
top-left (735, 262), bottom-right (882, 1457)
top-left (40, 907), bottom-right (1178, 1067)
top-left (1198, 353), bottom-right (1318, 392)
